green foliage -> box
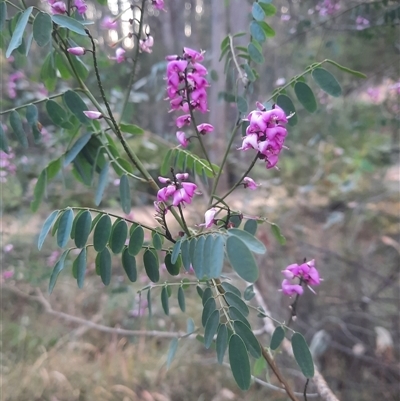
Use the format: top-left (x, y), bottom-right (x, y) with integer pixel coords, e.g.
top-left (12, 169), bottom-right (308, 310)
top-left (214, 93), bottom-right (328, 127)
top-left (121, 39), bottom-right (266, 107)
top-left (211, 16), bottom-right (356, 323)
top-left (9, 110), bottom-right (28, 148)
top-left (270, 326), bottom-right (285, 350)
top-left (229, 334), bottom-right (251, 390)
top-left (291, 333), bottom-right (315, 378)
top-left (143, 249), bottom-right (159, 282)
top-left (119, 174), bottom-right (131, 214)
top-left (6, 7), bottom-right (32, 58)
top-left (121, 247), bottom-right (137, 282)
top-left (33, 12), bottom-right (52, 47)
top-left (51, 14), bottom-right (87, 36)
top-left (312, 68), bottom-right (342, 97)
top-left (0, 123), bottom-right (9, 153)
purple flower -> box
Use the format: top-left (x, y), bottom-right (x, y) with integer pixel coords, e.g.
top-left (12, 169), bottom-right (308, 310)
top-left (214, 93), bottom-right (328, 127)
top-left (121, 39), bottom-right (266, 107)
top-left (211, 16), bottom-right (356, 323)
top-left (197, 123), bottom-right (214, 135)
top-left (176, 131), bottom-right (188, 147)
top-left (83, 111), bottom-right (102, 119)
top-left (73, 0), bottom-right (87, 14)
top-left (50, 1), bottom-right (66, 14)
top-left (156, 174), bottom-right (197, 207)
top-left (183, 47), bottom-right (205, 62)
top-left (109, 48), bottom-right (126, 63)
top-left (101, 16), bottom-right (117, 30)
top-left (176, 114), bottom-right (191, 128)
top-left (2, 270), bottom-right (14, 280)
top-left (67, 47), bottom-right (86, 56)
top-left (281, 279), bottom-right (304, 296)
top-left (243, 177), bottom-right (260, 190)
top-left (152, 0), bottom-right (165, 11)
top-left (139, 35), bottom-right (154, 53)
top-left (198, 208), bottom-right (217, 228)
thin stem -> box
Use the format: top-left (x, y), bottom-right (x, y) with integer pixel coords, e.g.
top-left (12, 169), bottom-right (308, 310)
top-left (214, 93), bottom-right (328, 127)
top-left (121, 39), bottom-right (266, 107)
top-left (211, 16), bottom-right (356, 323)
top-left (247, 304), bottom-right (295, 334)
top-left (304, 379), bottom-right (310, 401)
top-left (228, 34), bottom-right (246, 84)
top-left (212, 278), bottom-right (234, 331)
top-left (177, 204), bottom-right (191, 236)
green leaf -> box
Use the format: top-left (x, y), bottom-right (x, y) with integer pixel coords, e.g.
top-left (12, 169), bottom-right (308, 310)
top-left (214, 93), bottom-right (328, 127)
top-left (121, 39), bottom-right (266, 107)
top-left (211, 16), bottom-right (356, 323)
top-left (161, 286), bottom-right (169, 315)
top-left (69, 55), bottom-right (89, 81)
top-left (95, 162), bottom-right (109, 206)
top-left (64, 133), bottom-right (92, 166)
top-left (166, 338), bottom-right (178, 369)
top-left (227, 228), bottom-right (266, 254)
top-left (180, 240), bottom-right (191, 271)
top-left (9, 110), bottom-right (28, 148)
top-left (252, 2), bottom-right (265, 21)
top-left (243, 285), bottom-right (255, 301)
top-left (192, 235), bottom-right (205, 279)
top-left (270, 223), bottom-right (286, 245)
top-left (171, 239), bottom-right (182, 264)
top-left (0, 2), bottom-right (7, 31)
top-left (242, 63), bottom-right (256, 82)
top-left (165, 253), bottom-right (181, 276)
top-left (109, 219), bottom-right (128, 254)
top-left (325, 60), bottom-right (366, 79)
top-left (152, 232), bottom-right (162, 251)
top-left (208, 235), bottom-right (225, 278)
top-left (38, 210), bottom-right (60, 250)
top-left (237, 96), bottom-right (248, 113)
top-left (202, 287), bottom-right (213, 306)
top-left (0, 123), bottom-right (9, 153)
top-left (119, 123), bottom-right (144, 135)
top-left (216, 324), bottom-right (229, 364)
top-left (259, 3), bottom-right (276, 16)
top-left (225, 292), bottom-right (249, 317)
top-left (63, 90), bottom-right (90, 124)
top-left (93, 214), bottom-right (111, 252)
top-left (229, 334), bottom-right (251, 390)
top-left (31, 170), bottom-right (47, 212)
top-left (186, 317), bottom-right (195, 333)
top-left (270, 326), bottom-right (285, 350)
top-left (312, 68), bottom-right (342, 97)
top-left (204, 310), bottom-right (220, 349)
top-left (55, 53), bottom-right (71, 79)
top-left (202, 296), bottom-right (217, 327)
top-left (6, 7), bottom-right (32, 58)
top-left (233, 321), bottom-right (261, 358)
top-left (291, 332), bottom-right (315, 378)
top-left (121, 247), bottom-right (137, 282)
top-left (70, 209), bottom-right (85, 240)
top-left (221, 282), bottom-right (241, 298)
top-left (294, 82), bottom-right (317, 113)
top-left (177, 286), bottom-right (185, 312)
top-left (247, 42), bottom-right (264, 64)
top-left (143, 249), bottom-right (159, 283)
top-left (257, 21), bottom-right (275, 37)
top-left (160, 149), bottom-right (172, 176)
top-left (74, 210), bottom-right (92, 248)
top-left (128, 225), bottom-right (144, 256)
top-left (96, 247), bottom-right (112, 286)
top-left (74, 248), bottom-right (87, 288)
top-left (51, 14), bottom-right (87, 36)
top-left (119, 174), bottom-right (131, 214)
top-left (276, 94), bottom-right (298, 126)
top-left (33, 12), bottom-right (52, 47)
top-left (26, 103), bottom-right (38, 125)
top-left (220, 35), bottom-right (229, 51)
top-left (253, 356), bottom-right (266, 376)
top-left (229, 306), bottom-right (251, 328)
top-left (56, 208), bottom-right (74, 248)
top-left (243, 220), bottom-right (257, 235)
top-left (196, 285), bottom-right (204, 299)
top-left (46, 100), bottom-right (68, 127)
top-left (48, 250), bottom-right (69, 293)
top-left (250, 21), bottom-right (266, 43)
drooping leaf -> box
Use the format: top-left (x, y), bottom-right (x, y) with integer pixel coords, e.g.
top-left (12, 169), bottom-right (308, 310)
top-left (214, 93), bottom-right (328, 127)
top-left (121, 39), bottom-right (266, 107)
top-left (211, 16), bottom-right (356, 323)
top-left (166, 338), bottom-right (178, 369)
top-left (233, 321), bottom-right (261, 358)
top-left (257, 20), bottom-right (275, 37)
top-left (252, 2), bottom-right (265, 21)
top-left (26, 103), bottom-right (38, 125)
top-left (227, 228), bottom-right (266, 254)
top-left (38, 210), bottom-right (60, 250)
top-left (209, 235), bottom-right (225, 278)
top-left (243, 220), bottom-right (257, 235)
top-left (46, 100), bottom-right (69, 127)
top-left (119, 174), bottom-right (131, 214)
top-left (74, 210), bottom-right (92, 248)
top-left (294, 82), bottom-right (317, 113)
top-left (204, 310), bottom-right (220, 349)
top-left (121, 247), bottom-right (137, 282)
top-left (270, 223), bottom-right (286, 245)
top-left (70, 209), bottom-right (85, 240)
top-left (250, 21), bottom-right (266, 43)
top-left (221, 282), bottom-right (241, 298)
top-left (177, 286), bottom-right (185, 312)
top-left (165, 253), bottom-right (181, 276)
top-left (243, 285), bottom-right (255, 301)
top-left (109, 219), bottom-right (128, 254)
top-left (270, 326), bottom-right (285, 350)
top-left (0, 123), bottom-right (9, 153)
top-left (247, 42), bottom-right (264, 64)
top-left (291, 332), bottom-right (315, 378)
top-left (64, 133), bottom-right (92, 166)
top-left (51, 14), bottom-right (87, 36)
top-left (312, 67), bottom-right (342, 97)
top-left (30, 169), bottom-right (47, 212)
top-left (119, 123), bottom-right (144, 135)
top-left (48, 249), bottom-right (69, 293)
top-left (95, 162), bottom-right (109, 206)
top-left (33, 12), bottom-right (52, 47)
top-left (216, 324), bottom-right (229, 364)
top-left (143, 249), bottom-right (159, 282)
top-left (202, 296), bottom-right (217, 327)
top-left (9, 110), bottom-right (28, 148)
top-left (74, 247), bottom-right (87, 288)
top-left (180, 239), bottom-right (191, 271)
top-left (63, 90), bottom-right (90, 124)
top-left (202, 287), bottom-right (213, 306)
top-left (161, 286), bottom-right (169, 315)
top-left (259, 2), bottom-right (276, 16)
top-left (93, 214), bottom-right (112, 252)
top-left (96, 247), bottom-right (112, 286)
top-left (128, 225), bottom-right (144, 256)
top-left (171, 239), bottom-right (182, 264)
top-left (6, 7), bottom-right (32, 58)
top-left (242, 63), bottom-right (256, 82)
top-left (276, 94), bottom-right (298, 126)
top-left (152, 232), bottom-right (163, 251)
top-left (237, 96), bottom-right (248, 113)
top-left (225, 292), bottom-right (249, 317)
top-left (229, 307), bottom-right (251, 328)
top-left (229, 334), bottom-right (251, 390)
top-left (56, 208), bottom-right (74, 248)
top-left (192, 235), bottom-right (205, 279)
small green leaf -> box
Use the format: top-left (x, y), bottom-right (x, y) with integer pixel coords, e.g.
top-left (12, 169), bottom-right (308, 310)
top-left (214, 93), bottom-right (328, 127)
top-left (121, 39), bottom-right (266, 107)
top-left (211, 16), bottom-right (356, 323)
top-left (152, 232), bottom-right (162, 251)
top-left (31, 169), bottom-right (46, 212)
top-left (242, 63), bottom-right (256, 82)
top-left (57, 208), bottom-right (74, 248)
top-left (128, 225), bottom-right (144, 256)
top-left (227, 228), bottom-right (266, 254)
top-left (259, 3), bottom-right (276, 16)
top-left (38, 210), bottom-right (60, 250)
top-left (270, 223), bottom-right (286, 245)
top-left (229, 334), bottom-right (251, 390)
top-left (26, 103), bottom-right (38, 125)
top-left (0, 2), bottom-right (7, 31)
top-left (119, 123), bottom-right (144, 135)
top-left (178, 286), bottom-right (185, 312)
top-left (119, 174), bottom-right (131, 214)
top-left (204, 310), bottom-right (220, 349)
top-left (202, 287), bottom-right (213, 305)
top-left (257, 21), bottom-right (275, 37)
top-left (48, 249), bottom-right (68, 293)
top-left (221, 282), bottom-right (241, 298)
top-left (46, 100), bottom-right (68, 127)
top-left (74, 210), bottom-right (92, 248)
top-left (202, 296), bottom-right (216, 327)
top-left (216, 324), bottom-right (229, 364)
top-left (237, 96), bottom-right (248, 113)
top-left (171, 239), bottom-right (182, 264)
top-left (143, 249), bottom-right (159, 283)
top-left (93, 214), bottom-right (112, 252)
top-left (64, 133), bottom-right (92, 166)
top-left (63, 90), bottom-right (90, 123)
top-left (247, 42), bottom-right (264, 64)
top-left (51, 14), bottom-right (87, 36)
top-left (225, 292), bottom-right (249, 317)
top-left (209, 235), bottom-right (225, 278)
top-left (74, 247), bottom-right (87, 288)
top-left (243, 285), bottom-right (255, 301)
top-left (0, 123), bottom-right (9, 153)
top-left (233, 320), bottom-right (261, 358)
top-left (9, 110), bottom-right (28, 148)
top-left (270, 326), bottom-right (285, 350)
top-left (180, 240), bottom-right (191, 271)
top-left (96, 247), bottom-right (112, 286)
top-left (95, 162), bottom-right (109, 206)
top-left (325, 60), bottom-right (366, 78)
top-left (121, 247), bottom-right (137, 282)
top-left (276, 94), bottom-right (298, 126)
top-left (312, 68), bottom-right (342, 97)
top-left (252, 2), bottom-right (265, 21)
top-left (161, 286), bottom-right (169, 315)
top-left (229, 307), bottom-right (251, 328)
top-left (192, 235), bottom-right (205, 279)
top-left (186, 317), bottom-right (195, 334)
top-left (250, 21), bottom-right (266, 43)
top-left (165, 253), bottom-right (181, 276)
top-left (109, 219), bottom-right (128, 254)
top-left (291, 332), bottom-right (315, 378)
top-left (6, 7), bottom-right (32, 58)
top-left (220, 35), bottom-right (229, 51)
top-left (166, 338), bottom-right (178, 369)
top-left (33, 12), bottom-right (52, 47)
top-left (294, 82), bottom-right (317, 113)
top-left (253, 356), bottom-right (266, 376)
top-left (243, 220), bottom-right (257, 235)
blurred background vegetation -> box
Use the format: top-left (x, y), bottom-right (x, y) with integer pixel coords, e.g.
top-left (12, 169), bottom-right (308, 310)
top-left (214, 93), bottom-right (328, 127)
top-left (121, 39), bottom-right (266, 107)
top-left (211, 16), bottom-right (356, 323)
top-left (1, 0), bottom-right (399, 400)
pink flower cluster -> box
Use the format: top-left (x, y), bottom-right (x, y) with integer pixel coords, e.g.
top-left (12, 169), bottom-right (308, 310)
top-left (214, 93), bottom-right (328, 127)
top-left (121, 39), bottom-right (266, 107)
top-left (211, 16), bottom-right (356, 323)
top-left (48, 0), bottom-right (86, 14)
top-left (281, 259), bottom-right (321, 296)
top-left (157, 173), bottom-right (197, 207)
top-left (238, 102), bottom-right (288, 169)
top-left (8, 71), bottom-right (24, 99)
top-left (0, 149), bottom-right (16, 183)
top-left (139, 35), bottom-right (154, 53)
top-left (356, 16), bottom-right (370, 30)
top-left (315, 0), bottom-right (340, 16)
top-left (165, 48), bottom-right (214, 147)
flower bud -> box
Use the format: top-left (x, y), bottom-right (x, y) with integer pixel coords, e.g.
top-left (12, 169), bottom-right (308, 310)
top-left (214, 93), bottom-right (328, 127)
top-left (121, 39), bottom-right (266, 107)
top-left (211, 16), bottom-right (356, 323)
top-left (67, 47), bottom-right (86, 56)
